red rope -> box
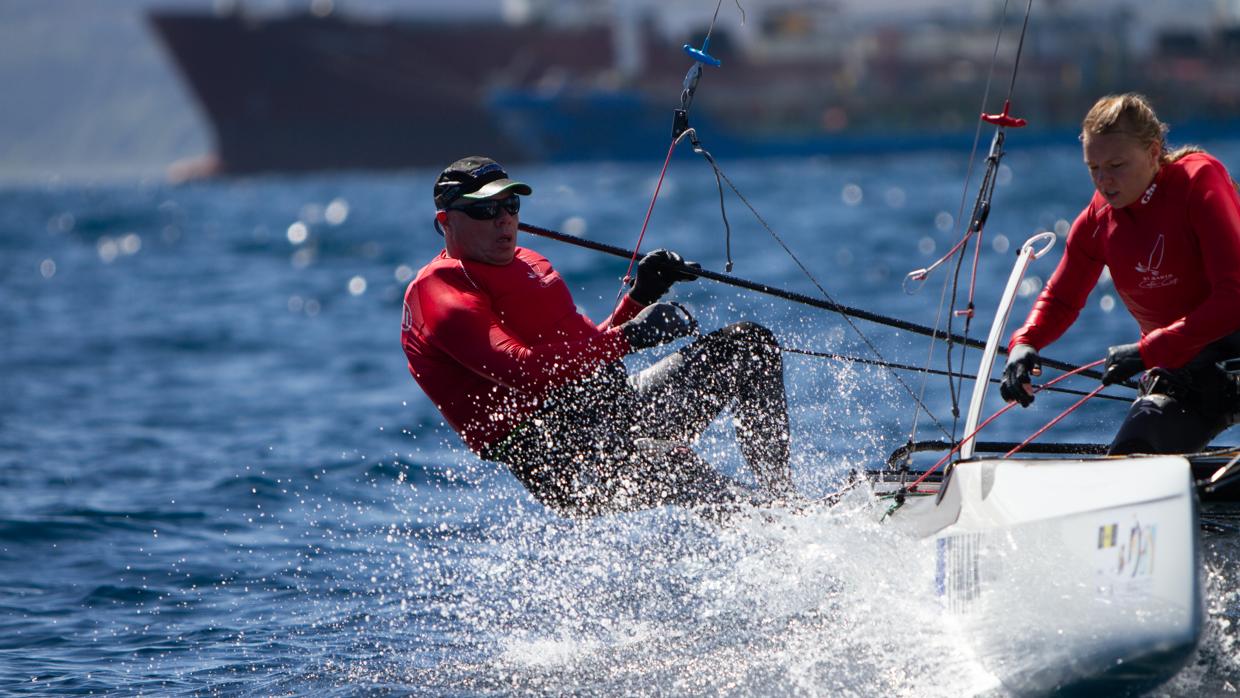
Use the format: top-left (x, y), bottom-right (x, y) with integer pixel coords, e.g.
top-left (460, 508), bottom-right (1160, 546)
top-left (907, 403), bottom-right (1016, 491)
top-left (1004, 381), bottom-right (1108, 457)
top-left (620, 136), bottom-right (686, 295)
top-left (906, 358), bottom-right (1107, 490)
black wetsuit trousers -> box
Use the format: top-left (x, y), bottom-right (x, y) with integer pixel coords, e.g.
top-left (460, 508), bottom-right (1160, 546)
top-left (486, 322), bottom-right (792, 517)
top-left (1108, 331), bottom-right (1240, 455)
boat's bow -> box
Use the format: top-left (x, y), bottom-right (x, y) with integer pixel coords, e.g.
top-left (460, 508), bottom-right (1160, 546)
top-left (886, 455), bottom-right (1202, 696)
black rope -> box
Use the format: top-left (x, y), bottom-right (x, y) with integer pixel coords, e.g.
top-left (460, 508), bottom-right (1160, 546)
top-left (517, 222), bottom-right (1118, 384)
top-left (1006, 0), bottom-right (1035, 103)
top-left (687, 157), bottom-right (968, 438)
top-left (883, 439), bottom-right (1240, 470)
top-left (937, 0), bottom-right (1035, 445)
top-left (685, 130), bottom-right (735, 271)
top-left (779, 346), bottom-right (1130, 403)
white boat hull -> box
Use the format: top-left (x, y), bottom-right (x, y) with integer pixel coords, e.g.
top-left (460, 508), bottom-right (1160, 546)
top-left (884, 456), bottom-right (1202, 695)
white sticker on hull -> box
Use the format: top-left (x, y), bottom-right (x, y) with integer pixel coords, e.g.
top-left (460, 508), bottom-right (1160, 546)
top-left (1095, 518), bottom-right (1156, 597)
top-left (936, 533), bottom-right (983, 612)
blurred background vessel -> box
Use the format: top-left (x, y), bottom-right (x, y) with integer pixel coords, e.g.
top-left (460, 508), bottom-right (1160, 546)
top-left (148, 0), bottom-right (1240, 176)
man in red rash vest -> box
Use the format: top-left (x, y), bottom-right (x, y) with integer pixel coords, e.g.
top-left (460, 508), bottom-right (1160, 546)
top-left (1000, 94), bottom-right (1240, 454)
top-left (402, 156), bottom-right (797, 517)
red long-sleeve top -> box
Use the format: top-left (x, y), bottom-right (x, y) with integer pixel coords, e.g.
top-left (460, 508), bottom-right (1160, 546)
top-left (1009, 153), bottom-right (1240, 369)
top-left (402, 247), bottom-right (643, 453)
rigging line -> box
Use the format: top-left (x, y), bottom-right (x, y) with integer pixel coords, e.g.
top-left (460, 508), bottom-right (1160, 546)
top-left (908, 0), bottom-right (1017, 450)
top-left (957, 0), bottom-right (1035, 318)
top-left (682, 128), bottom-right (735, 271)
top-left (1005, 0), bottom-right (1035, 104)
top-left (621, 0), bottom-right (737, 307)
top-left (945, 237), bottom-right (971, 421)
top-left (701, 0), bottom-right (747, 45)
top-left (1004, 384), bottom-right (1107, 456)
top-left (515, 221), bottom-right (1120, 383)
top-left (945, 0), bottom-right (1021, 416)
top-left (906, 358), bottom-right (1105, 491)
top-left (702, 0), bottom-right (726, 43)
top-left (944, 0), bottom-right (1035, 437)
top-left (950, 0), bottom-right (1036, 376)
top-left (907, 0), bottom-right (1013, 289)
top-left (615, 128), bottom-right (697, 312)
top-left (701, 159), bottom-right (954, 439)
top-left (907, 210), bottom-right (967, 458)
top-left (778, 345), bottom-right (1129, 403)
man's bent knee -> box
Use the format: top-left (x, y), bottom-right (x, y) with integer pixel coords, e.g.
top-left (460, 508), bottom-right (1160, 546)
top-left (720, 321), bottom-right (779, 349)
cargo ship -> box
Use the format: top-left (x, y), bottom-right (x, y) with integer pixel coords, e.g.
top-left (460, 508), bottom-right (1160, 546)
top-left (148, 1), bottom-right (1240, 176)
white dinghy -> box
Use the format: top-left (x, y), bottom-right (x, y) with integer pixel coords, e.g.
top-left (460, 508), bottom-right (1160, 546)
top-left (875, 233), bottom-right (1204, 696)
top-left (884, 455), bottom-right (1200, 695)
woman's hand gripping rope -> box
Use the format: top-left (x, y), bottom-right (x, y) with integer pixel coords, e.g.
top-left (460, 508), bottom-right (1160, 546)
top-left (905, 358), bottom-right (1107, 492)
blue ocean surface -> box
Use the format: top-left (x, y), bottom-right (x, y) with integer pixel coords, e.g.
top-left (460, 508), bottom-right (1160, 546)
top-left (4, 144), bottom-right (1240, 695)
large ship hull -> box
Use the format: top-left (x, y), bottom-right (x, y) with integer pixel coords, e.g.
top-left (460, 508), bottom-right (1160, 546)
top-left (149, 10), bottom-right (615, 174)
top-left (149, 8), bottom-right (1240, 176)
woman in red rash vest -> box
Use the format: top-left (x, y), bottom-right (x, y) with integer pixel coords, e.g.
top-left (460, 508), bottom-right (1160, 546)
top-left (1000, 93), bottom-right (1240, 454)
top-left (402, 156), bottom-right (797, 517)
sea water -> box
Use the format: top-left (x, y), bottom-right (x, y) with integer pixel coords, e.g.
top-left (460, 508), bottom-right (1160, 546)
top-left (4, 144), bottom-right (1240, 695)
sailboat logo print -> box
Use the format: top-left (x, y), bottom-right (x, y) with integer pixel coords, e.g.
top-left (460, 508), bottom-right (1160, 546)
top-left (1135, 234), bottom-right (1177, 289)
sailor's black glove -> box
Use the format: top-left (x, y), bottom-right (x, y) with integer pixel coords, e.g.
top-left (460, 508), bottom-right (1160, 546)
top-left (629, 249), bottom-right (701, 305)
top-left (621, 302), bottom-right (695, 350)
top-left (999, 344), bottom-right (1042, 407)
top-left (1102, 342), bottom-right (1145, 386)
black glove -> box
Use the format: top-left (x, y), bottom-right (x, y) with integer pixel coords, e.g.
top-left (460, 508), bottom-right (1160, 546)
top-left (621, 302), bottom-right (695, 350)
top-left (1102, 342), bottom-right (1145, 386)
top-left (629, 249), bottom-right (700, 305)
top-left (999, 344), bottom-right (1042, 407)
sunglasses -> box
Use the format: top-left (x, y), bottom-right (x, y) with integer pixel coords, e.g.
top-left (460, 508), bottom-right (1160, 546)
top-left (449, 195), bottom-right (520, 220)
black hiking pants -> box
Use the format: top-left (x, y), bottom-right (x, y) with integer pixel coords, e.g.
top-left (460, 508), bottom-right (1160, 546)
top-left (485, 322), bottom-right (793, 518)
top-left (1108, 331), bottom-right (1240, 455)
